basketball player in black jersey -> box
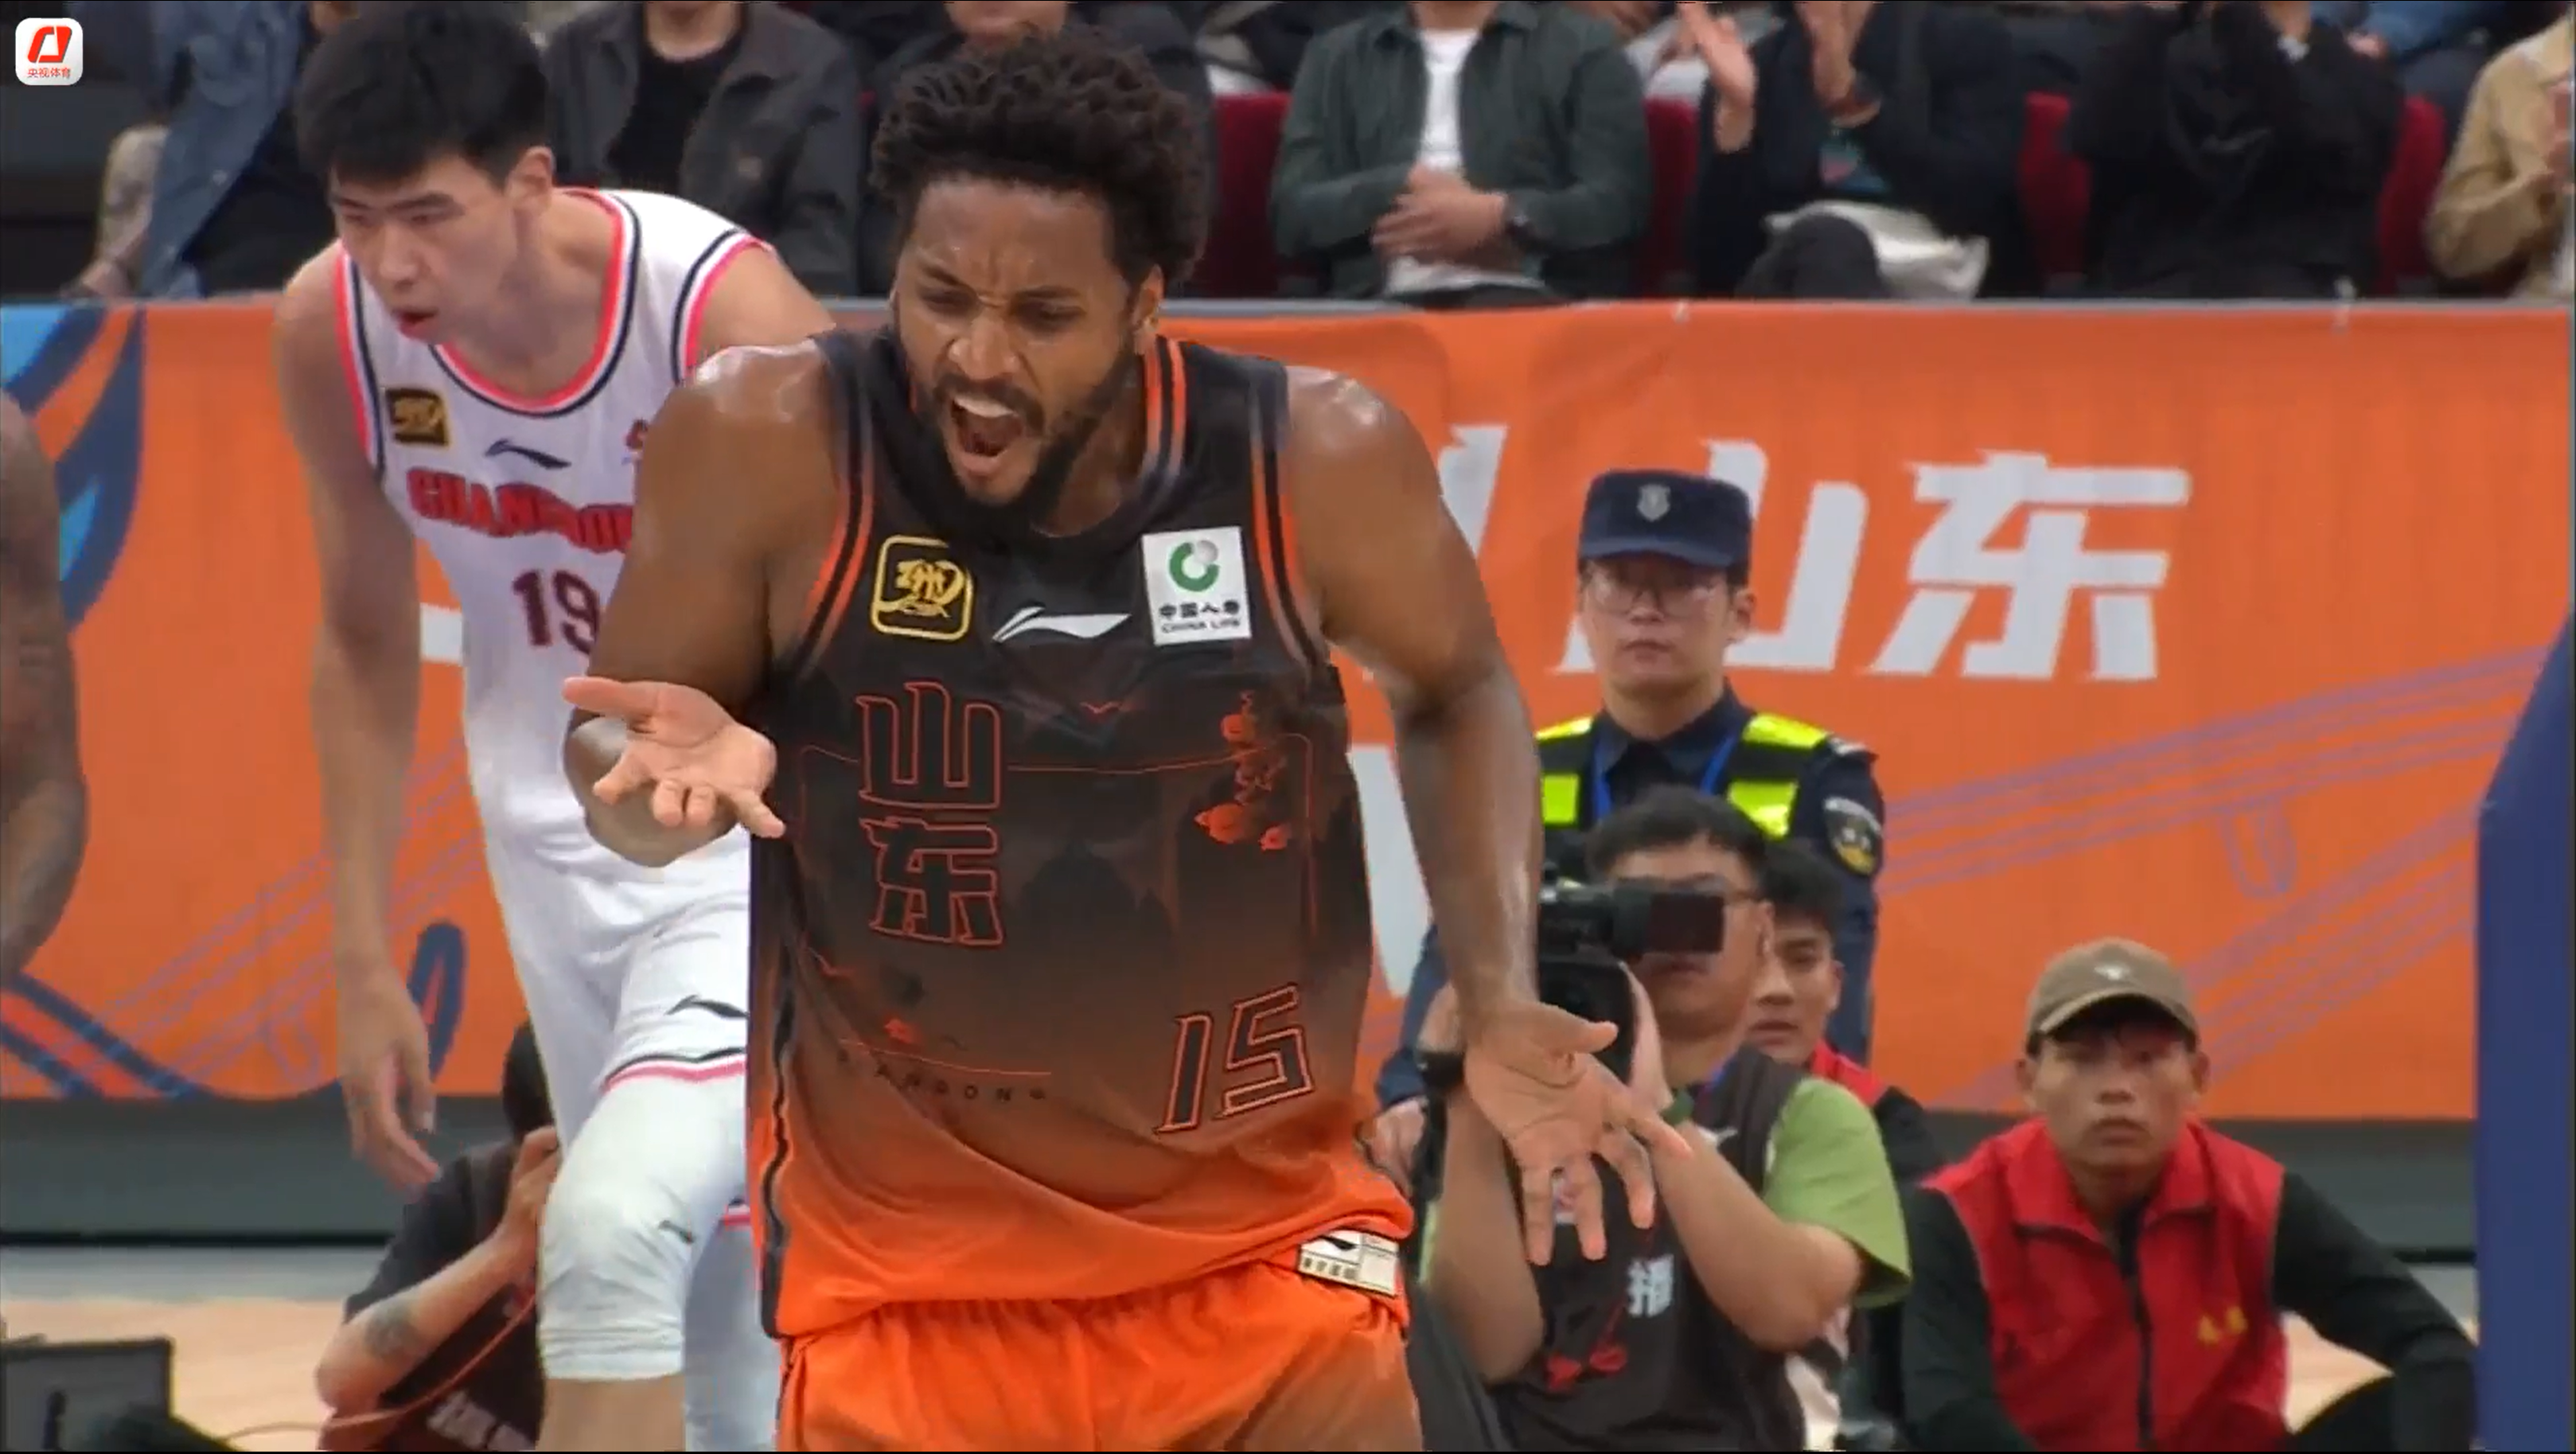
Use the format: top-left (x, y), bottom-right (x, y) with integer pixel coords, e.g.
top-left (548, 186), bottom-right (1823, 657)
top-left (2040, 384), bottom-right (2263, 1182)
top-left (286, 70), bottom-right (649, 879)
top-left (561, 29), bottom-right (1687, 1449)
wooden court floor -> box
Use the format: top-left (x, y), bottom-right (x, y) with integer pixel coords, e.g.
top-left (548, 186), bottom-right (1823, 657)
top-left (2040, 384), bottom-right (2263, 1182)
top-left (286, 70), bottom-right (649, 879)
top-left (1, 1295), bottom-right (2416, 1452)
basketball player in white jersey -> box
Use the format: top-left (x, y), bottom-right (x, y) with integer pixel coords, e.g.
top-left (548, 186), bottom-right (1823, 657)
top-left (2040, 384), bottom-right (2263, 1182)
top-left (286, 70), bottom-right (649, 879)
top-left (269, 7), bottom-right (834, 1449)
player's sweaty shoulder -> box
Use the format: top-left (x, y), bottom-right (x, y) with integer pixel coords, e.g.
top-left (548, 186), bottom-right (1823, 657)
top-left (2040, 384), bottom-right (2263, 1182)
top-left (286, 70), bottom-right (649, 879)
top-left (649, 338), bottom-right (841, 540)
top-left (0, 390), bottom-right (30, 463)
top-left (270, 247), bottom-right (354, 396)
top-left (1277, 364), bottom-right (1439, 524)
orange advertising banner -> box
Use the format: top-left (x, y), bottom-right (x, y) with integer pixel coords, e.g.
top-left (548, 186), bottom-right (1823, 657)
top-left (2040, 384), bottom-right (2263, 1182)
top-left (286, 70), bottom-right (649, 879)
top-left (3, 300), bottom-right (2565, 1119)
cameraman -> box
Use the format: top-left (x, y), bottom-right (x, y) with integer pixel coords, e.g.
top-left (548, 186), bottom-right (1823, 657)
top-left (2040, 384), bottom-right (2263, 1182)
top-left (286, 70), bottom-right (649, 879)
top-left (1418, 787), bottom-right (1909, 1452)
top-left (1375, 470), bottom-right (1888, 1183)
top-left (318, 1023), bottom-right (555, 1452)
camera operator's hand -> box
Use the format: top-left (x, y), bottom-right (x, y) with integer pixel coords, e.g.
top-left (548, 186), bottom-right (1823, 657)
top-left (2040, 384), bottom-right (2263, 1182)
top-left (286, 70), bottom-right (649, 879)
top-left (1466, 1000), bottom-right (1695, 1265)
top-left (1365, 1098), bottom-right (1429, 1195)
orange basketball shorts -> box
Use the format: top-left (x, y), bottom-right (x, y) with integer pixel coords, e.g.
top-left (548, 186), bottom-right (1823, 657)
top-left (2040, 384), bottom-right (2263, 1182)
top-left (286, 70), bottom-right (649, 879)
top-left (777, 1241), bottom-right (1421, 1451)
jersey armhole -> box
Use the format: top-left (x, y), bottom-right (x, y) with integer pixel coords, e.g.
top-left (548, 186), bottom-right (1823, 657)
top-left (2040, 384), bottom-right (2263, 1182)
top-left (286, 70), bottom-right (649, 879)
top-left (774, 340), bottom-right (875, 684)
top-left (332, 249), bottom-right (388, 481)
top-left (668, 228), bottom-right (772, 385)
top-left (1247, 368), bottom-right (1330, 680)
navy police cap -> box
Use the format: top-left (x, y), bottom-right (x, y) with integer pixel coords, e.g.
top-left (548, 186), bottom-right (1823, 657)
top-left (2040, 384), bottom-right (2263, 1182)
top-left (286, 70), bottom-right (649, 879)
top-left (1577, 470), bottom-right (1752, 571)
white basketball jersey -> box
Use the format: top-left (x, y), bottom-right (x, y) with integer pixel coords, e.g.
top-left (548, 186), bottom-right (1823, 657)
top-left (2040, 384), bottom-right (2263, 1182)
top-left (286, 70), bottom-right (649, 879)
top-left (336, 189), bottom-right (766, 880)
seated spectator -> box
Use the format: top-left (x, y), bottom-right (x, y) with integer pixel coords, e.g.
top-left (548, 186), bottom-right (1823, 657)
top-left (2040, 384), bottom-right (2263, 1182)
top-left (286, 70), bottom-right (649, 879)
top-left (545, 1), bottom-right (867, 298)
top-left (1753, 838), bottom-right (1940, 1452)
top-left (1899, 941), bottom-right (2478, 1452)
top-left (1271, 1), bottom-right (1652, 306)
top-left (68, 1), bottom-right (360, 298)
top-left (1419, 787), bottom-right (1908, 1452)
top-left (66, 123), bottom-right (164, 302)
top-left (804, 0), bottom-right (950, 68)
top-left (1987, 0), bottom-right (2131, 97)
top-left (1680, 0), bottom-right (2030, 301)
top-left (1749, 840), bottom-right (1940, 1183)
top-left (858, 2), bottom-right (1213, 293)
top-left (2426, 5), bottom-right (2572, 298)
top-left (2067, 0), bottom-right (2403, 299)
top-left (1168, 0), bottom-right (1401, 95)
top-left (2319, 0), bottom-right (2543, 138)
top-left (316, 1023), bottom-right (557, 1452)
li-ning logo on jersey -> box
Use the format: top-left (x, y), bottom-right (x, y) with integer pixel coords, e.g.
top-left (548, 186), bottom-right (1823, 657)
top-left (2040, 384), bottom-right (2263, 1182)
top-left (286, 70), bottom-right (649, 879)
top-left (868, 536), bottom-right (973, 642)
top-left (992, 603), bottom-right (1128, 644)
top-left (1140, 527), bottom-right (1250, 647)
top-left (384, 387), bottom-right (451, 449)
top-left (486, 439), bottom-right (571, 471)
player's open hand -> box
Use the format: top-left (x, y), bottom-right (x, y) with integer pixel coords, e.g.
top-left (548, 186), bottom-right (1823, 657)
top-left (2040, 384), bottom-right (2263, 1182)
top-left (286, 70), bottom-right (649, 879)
top-left (1463, 997), bottom-right (1695, 1265)
top-left (561, 676), bottom-right (786, 837)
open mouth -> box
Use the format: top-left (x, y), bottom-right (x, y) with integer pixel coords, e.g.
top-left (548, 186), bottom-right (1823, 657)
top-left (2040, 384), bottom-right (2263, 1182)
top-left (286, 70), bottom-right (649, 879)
top-left (944, 394), bottom-right (1030, 475)
top-left (392, 309), bottom-right (437, 337)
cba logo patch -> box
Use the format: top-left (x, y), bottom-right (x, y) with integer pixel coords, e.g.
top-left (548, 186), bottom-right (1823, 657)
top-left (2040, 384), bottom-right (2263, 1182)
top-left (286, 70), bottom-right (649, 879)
top-left (869, 536), bottom-right (972, 641)
top-left (384, 387), bottom-right (450, 449)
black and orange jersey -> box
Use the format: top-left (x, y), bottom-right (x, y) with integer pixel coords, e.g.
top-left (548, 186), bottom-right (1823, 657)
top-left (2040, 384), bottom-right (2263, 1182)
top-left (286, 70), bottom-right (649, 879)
top-left (744, 329), bottom-right (1409, 1331)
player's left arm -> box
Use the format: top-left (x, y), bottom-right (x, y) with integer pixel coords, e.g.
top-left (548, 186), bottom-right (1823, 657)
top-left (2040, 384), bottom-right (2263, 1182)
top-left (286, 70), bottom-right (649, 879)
top-left (0, 395), bottom-right (89, 980)
top-left (685, 241), bottom-right (841, 368)
top-left (1787, 748), bottom-right (1885, 1057)
top-left (1279, 370), bottom-right (1542, 1031)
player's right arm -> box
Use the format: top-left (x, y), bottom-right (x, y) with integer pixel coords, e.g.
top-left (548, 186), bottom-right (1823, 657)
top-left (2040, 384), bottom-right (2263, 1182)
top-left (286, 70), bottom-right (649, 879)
top-left (565, 345), bottom-right (827, 866)
top-left (275, 252), bottom-right (440, 1186)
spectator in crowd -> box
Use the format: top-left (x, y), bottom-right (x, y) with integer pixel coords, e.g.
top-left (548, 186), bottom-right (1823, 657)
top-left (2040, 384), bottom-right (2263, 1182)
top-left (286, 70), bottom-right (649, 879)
top-left (1270, 1), bottom-right (1652, 306)
top-left (805, 0), bottom-right (953, 72)
top-left (2426, 3), bottom-right (2572, 297)
top-left (1899, 941), bottom-right (2479, 1452)
top-left (1372, 470), bottom-right (1886, 1180)
top-left (2067, 0), bottom-right (2403, 299)
top-left (65, 123), bottom-right (164, 302)
top-left (1680, 0), bottom-right (2030, 299)
top-left (856, 2), bottom-right (1213, 293)
top-left (2320, 0), bottom-right (2534, 138)
top-left (67, 1), bottom-right (360, 298)
top-left (1169, 0), bottom-right (1401, 95)
top-left (314, 1024), bottom-right (556, 1452)
top-left (1755, 839), bottom-right (1941, 1451)
top-left (1989, 0), bottom-right (2132, 97)
top-left (1417, 788), bottom-right (1908, 1452)
top-left (545, 0), bottom-right (867, 298)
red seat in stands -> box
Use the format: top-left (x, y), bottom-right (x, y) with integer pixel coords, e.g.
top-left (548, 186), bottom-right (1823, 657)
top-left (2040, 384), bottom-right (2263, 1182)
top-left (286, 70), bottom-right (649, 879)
top-left (2375, 94), bottom-right (2445, 294)
top-left (1639, 97), bottom-right (1699, 295)
top-left (1201, 92), bottom-right (1290, 298)
top-left (2017, 91), bottom-right (2089, 285)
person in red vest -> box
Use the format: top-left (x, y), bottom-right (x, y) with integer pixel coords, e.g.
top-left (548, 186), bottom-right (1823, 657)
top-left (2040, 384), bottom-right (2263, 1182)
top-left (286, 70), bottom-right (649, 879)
top-left (1897, 941), bottom-right (2477, 1452)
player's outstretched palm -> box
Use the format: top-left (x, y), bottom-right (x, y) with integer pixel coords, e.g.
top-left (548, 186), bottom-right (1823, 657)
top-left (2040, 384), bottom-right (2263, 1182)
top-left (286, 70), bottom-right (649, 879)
top-left (1463, 997), bottom-right (1694, 1265)
top-left (561, 676), bottom-right (786, 837)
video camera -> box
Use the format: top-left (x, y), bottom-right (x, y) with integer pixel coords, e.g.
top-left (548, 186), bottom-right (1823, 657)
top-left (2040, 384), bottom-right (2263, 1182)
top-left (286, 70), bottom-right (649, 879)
top-left (1531, 875), bottom-right (1731, 1087)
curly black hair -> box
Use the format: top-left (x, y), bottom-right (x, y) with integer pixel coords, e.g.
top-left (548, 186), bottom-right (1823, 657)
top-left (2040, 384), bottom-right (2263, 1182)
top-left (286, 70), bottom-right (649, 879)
top-left (871, 26), bottom-right (1209, 288)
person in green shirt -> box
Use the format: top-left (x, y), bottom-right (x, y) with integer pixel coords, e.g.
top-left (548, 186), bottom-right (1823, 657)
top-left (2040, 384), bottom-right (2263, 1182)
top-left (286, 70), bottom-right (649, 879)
top-left (1417, 785), bottom-right (1908, 1451)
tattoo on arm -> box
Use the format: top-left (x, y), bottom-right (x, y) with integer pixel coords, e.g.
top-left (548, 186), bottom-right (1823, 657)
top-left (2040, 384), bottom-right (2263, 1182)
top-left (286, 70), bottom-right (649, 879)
top-left (358, 1292), bottom-right (430, 1364)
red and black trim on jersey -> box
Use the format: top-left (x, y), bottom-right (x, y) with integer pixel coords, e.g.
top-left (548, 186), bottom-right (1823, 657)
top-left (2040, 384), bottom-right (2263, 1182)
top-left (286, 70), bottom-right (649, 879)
top-left (429, 189), bottom-right (644, 419)
top-left (333, 247), bottom-right (389, 481)
top-left (668, 227), bottom-right (767, 384)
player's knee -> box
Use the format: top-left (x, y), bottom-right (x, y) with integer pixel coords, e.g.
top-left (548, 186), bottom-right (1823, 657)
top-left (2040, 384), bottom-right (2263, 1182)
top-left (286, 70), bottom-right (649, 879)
top-left (535, 1074), bottom-right (745, 1384)
top-left (536, 1162), bottom-right (696, 1382)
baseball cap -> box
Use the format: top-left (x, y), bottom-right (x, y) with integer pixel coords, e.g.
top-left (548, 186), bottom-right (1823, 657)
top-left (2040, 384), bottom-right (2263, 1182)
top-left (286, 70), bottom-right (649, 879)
top-left (2025, 938), bottom-right (2199, 1042)
top-left (1577, 470), bottom-right (1752, 572)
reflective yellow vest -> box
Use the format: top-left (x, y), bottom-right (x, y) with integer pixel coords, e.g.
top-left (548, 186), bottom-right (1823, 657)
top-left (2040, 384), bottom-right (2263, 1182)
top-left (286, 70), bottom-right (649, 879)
top-left (1535, 710), bottom-right (1859, 870)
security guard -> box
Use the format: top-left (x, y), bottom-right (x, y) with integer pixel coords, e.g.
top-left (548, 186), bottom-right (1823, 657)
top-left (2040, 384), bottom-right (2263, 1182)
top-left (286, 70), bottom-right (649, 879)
top-left (1370, 470), bottom-right (1889, 1174)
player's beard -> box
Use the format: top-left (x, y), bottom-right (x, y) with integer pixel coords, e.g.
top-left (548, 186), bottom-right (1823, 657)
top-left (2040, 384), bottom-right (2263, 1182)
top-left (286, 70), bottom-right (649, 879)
top-left (983, 346), bottom-right (1137, 538)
